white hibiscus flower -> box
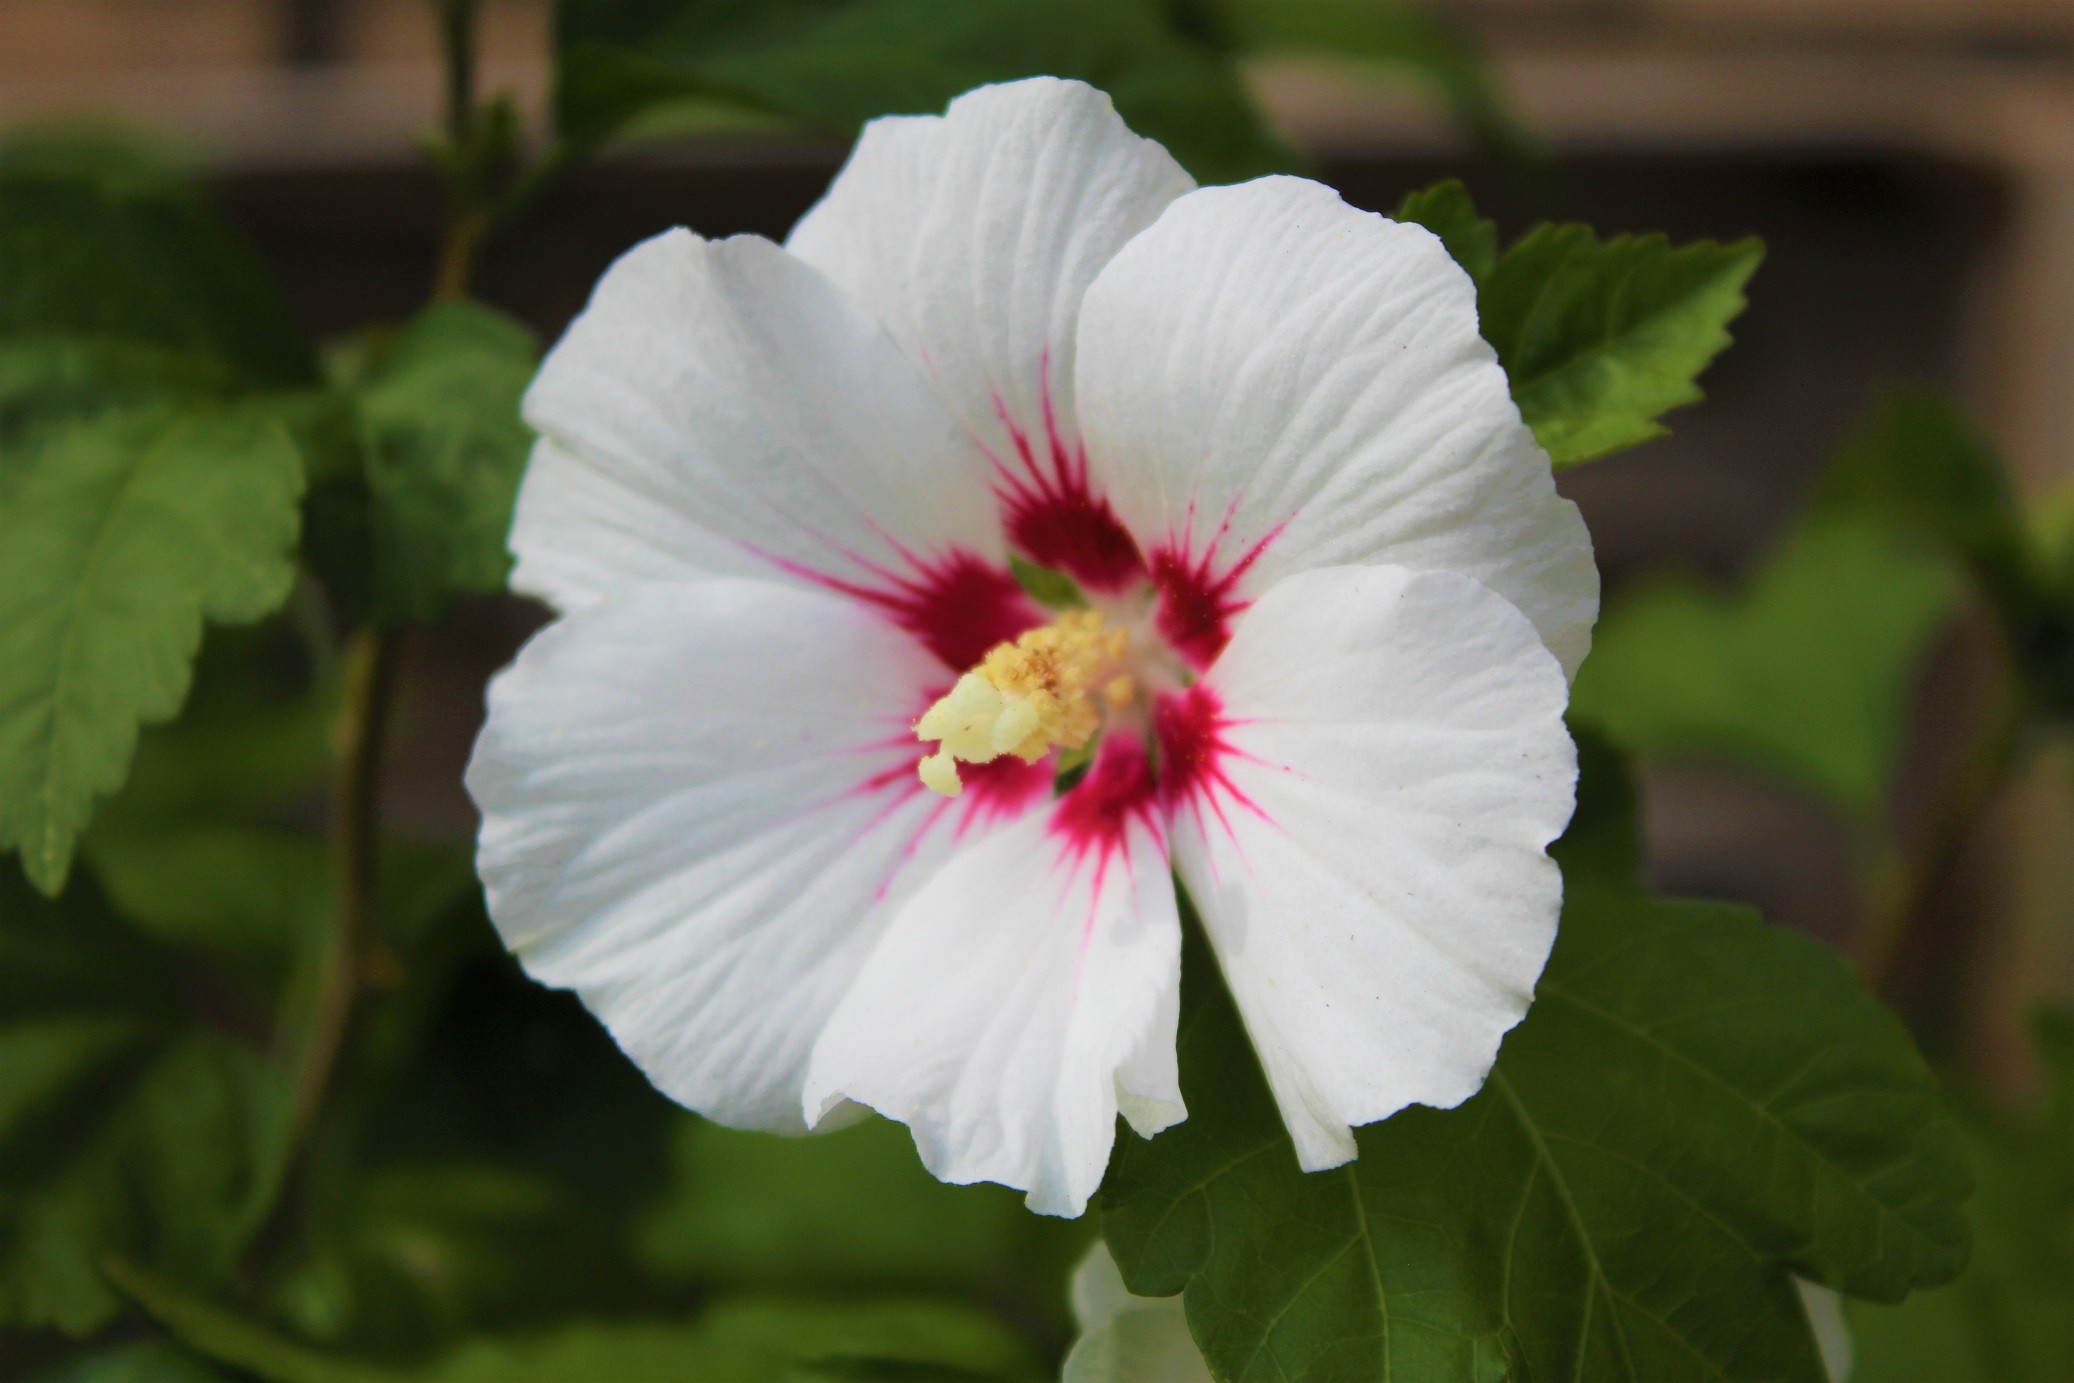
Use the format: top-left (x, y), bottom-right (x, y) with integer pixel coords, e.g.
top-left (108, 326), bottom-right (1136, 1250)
top-left (465, 77), bottom-right (1598, 1218)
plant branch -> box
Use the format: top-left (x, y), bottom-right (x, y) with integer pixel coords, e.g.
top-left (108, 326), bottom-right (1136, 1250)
top-left (287, 627), bottom-right (398, 1146)
top-left (1857, 678), bottom-right (2026, 993)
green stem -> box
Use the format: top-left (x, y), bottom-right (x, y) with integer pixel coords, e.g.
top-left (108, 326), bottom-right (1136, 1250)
top-left (1857, 681), bottom-right (2026, 994)
top-left (288, 628), bottom-right (398, 1145)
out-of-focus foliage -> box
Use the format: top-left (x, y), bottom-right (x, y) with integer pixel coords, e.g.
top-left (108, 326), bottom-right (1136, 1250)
top-left (554, 0), bottom-right (1292, 182)
top-left (1572, 516), bottom-right (1958, 824)
top-left (0, 870), bottom-right (290, 1334)
top-left (1849, 1008), bottom-right (2074, 1383)
top-left (1100, 750), bottom-right (1971, 1383)
top-left (1396, 179), bottom-right (1762, 468)
top-left (302, 302), bottom-right (538, 627)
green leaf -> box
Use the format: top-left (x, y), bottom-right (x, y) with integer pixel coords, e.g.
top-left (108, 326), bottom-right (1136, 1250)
top-left (118, 1254), bottom-right (1036, 1383)
top-left (1392, 179), bottom-right (1497, 284)
top-left (0, 400), bottom-right (305, 893)
top-left (1101, 885), bottom-right (1970, 1382)
top-left (1479, 223), bottom-right (1762, 466)
top-left (555, 0), bottom-right (1293, 184)
top-left (0, 872), bottom-right (291, 1334)
top-left (1571, 516), bottom-right (1958, 824)
top-left (303, 300), bottom-right (537, 625)
top-left (0, 157), bottom-right (312, 389)
top-left (1847, 1006), bottom-right (2074, 1383)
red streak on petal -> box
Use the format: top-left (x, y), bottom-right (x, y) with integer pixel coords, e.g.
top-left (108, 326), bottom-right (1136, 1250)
top-left (774, 548), bottom-right (1044, 672)
top-left (990, 359), bottom-right (1146, 593)
top-left (1155, 685), bottom-right (1270, 846)
top-left (1148, 514), bottom-right (1280, 670)
top-left (955, 754), bottom-right (1054, 836)
top-left (1050, 733), bottom-right (1162, 882)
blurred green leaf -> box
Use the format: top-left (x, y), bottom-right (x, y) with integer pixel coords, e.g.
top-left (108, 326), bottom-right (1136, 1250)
top-left (1820, 392), bottom-right (2074, 710)
top-left (1392, 178), bottom-right (1496, 283)
top-left (1102, 879), bottom-right (1970, 1382)
top-left (118, 1252), bottom-right (1036, 1383)
top-left (640, 1114), bottom-right (1086, 1297)
top-left (1571, 516), bottom-right (1958, 824)
top-left (275, 1160), bottom-right (652, 1360)
top-left (1848, 1006), bottom-right (2074, 1383)
top-left (0, 871), bottom-right (290, 1335)
top-left (303, 300), bottom-right (537, 626)
top-left (0, 400), bottom-right (305, 893)
top-left (29, 1341), bottom-right (239, 1383)
top-left (1480, 222), bottom-right (1762, 467)
top-left (555, 0), bottom-right (1292, 184)
top-left (0, 154), bottom-right (312, 389)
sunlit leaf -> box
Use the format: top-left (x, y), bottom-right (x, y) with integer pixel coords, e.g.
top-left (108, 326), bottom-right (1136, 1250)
top-left (1392, 178), bottom-right (1496, 283)
top-left (0, 401), bottom-right (304, 893)
top-left (1480, 222), bottom-right (1761, 467)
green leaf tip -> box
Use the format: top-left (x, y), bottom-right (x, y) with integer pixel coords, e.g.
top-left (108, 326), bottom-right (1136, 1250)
top-left (1393, 178), bottom-right (1497, 283)
top-left (1484, 223), bottom-right (1763, 468)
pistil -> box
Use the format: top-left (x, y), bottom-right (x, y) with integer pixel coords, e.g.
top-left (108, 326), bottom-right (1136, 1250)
top-left (915, 610), bottom-right (1131, 796)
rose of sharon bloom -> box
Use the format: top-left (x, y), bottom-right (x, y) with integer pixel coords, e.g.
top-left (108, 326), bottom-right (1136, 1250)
top-left (466, 77), bottom-right (1598, 1217)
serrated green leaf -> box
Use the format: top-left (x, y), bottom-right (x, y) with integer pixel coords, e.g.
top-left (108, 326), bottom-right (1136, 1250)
top-left (1392, 179), bottom-right (1497, 283)
top-left (0, 160), bottom-right (312, 389)
top-left (1571, 516), bottom-right (1958, 824)
top-left (1847, 1006), bottom-right (2074, 1383)
top-left (118, 1254), bottom-right (1035, 1383)
top-left (0, 872), bottom-right (291, 1335)
top-left (303, 300), bottom-right (537, 626)
top-left (556, 0), bottom-right (1292, 184)
top-left (1480, 224), bottom-right (1761, 467)
top-left (0, 400), bottom-right (304, 893)
top-left (1101, 883), bottom-right (1970, 1383)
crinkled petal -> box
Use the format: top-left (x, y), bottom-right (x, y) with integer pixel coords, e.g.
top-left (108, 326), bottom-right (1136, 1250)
top-left (788, 78), bottom-right (1190, 588)
top-left (465, 579), bottom-right (1047, 1132)
top-left (1168, 565), bottom-right (1575, 1169)
top-left (1075, 176), bottom-right (1599, 677)
top-left (804, 740), bottom-right (1183, 1217)
top-left (518, 229), bottom-right (1008, 619)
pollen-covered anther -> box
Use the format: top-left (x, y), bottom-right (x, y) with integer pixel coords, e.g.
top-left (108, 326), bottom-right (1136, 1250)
top-left (915, 610), bottom-right (1127, 796)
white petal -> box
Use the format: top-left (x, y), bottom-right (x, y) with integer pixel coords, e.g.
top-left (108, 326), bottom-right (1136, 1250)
top-left (1075, 177), bottom-right (1599, 677)
top-left (1063, 1243), bottom-right (1211, 1383)
top-left (787, 77), bottom-right (1191, 583)
top-left (803, 740), bottom-right (1183, 1217)
top-left (519, 228), bottom-right (1013, 630)
top-left (465, 579), bottom-right (1053, 1132)
top-left (507, 436), bottom-right (728, 612)
top-left (1168, 565), bottom-right (1575, 1169)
